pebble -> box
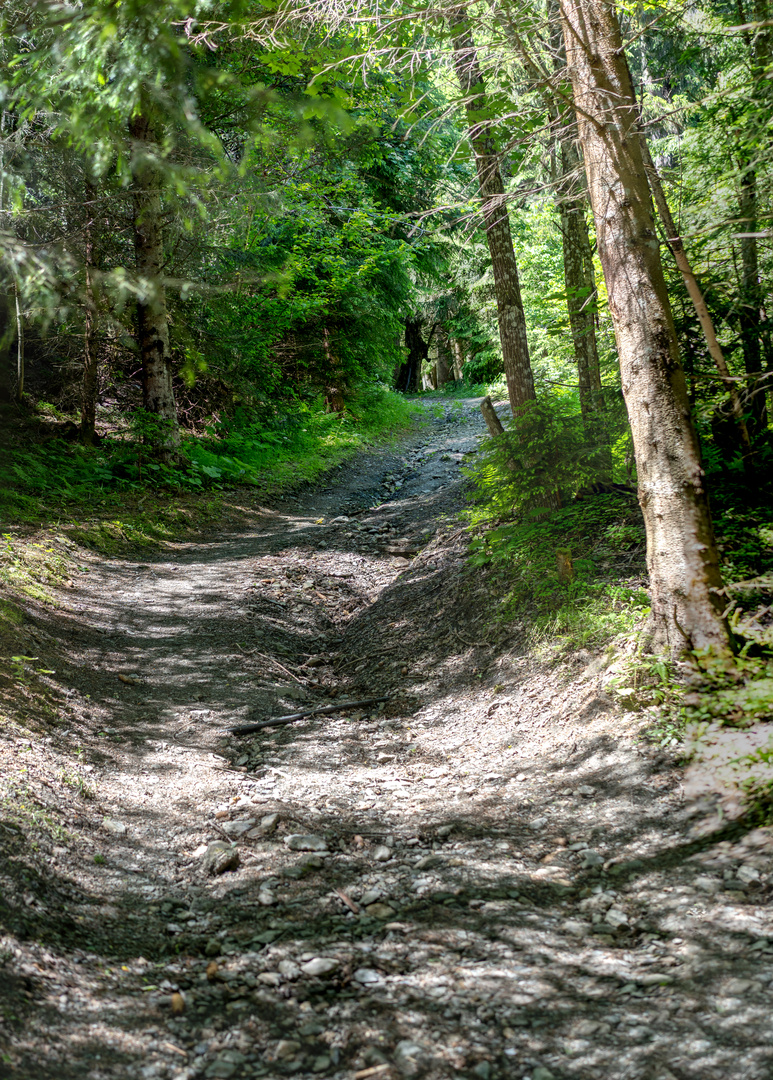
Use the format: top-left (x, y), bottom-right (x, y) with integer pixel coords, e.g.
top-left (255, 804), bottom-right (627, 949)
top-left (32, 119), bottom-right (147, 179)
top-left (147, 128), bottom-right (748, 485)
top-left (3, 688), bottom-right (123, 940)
top-left (364, 902), bottom-right (395, 919)
top-left (529, 817), bottom-right (548, 830)
top-left (300, 957), bottom-right (339, 977)
top-left (372, 844), bottom-right (392, 862)
top-left (606, 908), bottom-right (629, 927)
top-left (278, 960), bottom-right (301, 979)
top-left (285, 834), bottom-right (329, 852)
top-left (220, 818), bottom-right (255, 837)
top-left (202, 842), bottom-right (240, 876)
top-left (275, 1039), bottom-right (302, 1060)
top-left (582, 850), bottom-right (604, 868)
top-left (473, 1063), bottom-right (491, 1079)
top-left (353, 968), bottom-right (382, 985)
top-left (532, 1069), bottom-right (555, 1080)
top-left (577, 785), bottom-right (596, 797)
top-left (103, 818), bottom-right (127, 836)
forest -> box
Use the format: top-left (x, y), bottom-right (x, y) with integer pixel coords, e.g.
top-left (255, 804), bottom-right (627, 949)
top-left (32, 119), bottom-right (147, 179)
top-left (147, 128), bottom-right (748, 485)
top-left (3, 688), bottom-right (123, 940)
top-left (1, 2), bottom-right (773, 1078)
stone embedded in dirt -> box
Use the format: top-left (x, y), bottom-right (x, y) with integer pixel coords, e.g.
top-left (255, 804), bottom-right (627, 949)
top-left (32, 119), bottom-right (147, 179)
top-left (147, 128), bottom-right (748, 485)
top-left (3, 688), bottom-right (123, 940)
top-left (102, 817), bottom-right (127, 835)
top-left (220, 818), bottom-right (256, 837)
top-left (436, 824), bottom-right (454, 837)
top-left (312, 1055), bottom-right (331, 1072)
top-left (606, 908), bottom-right (629, 928)
top-left (258, 971), bottom-right (281, 987)
top-left (275, 1039), bottom-right (302, 1061)
top-left (278, 959), bottom-right (301, 979)
top-left (577, 784), bottom-right (596, 797)
top-left (582, 850), bottom-right (604, 868)
top-left (372, 844), bottom-right (392, 862)
top-left (738, 864), bottom-right (761, 884)
top-left (473, 1062), bottom-right (491, 1080)
top-left (529, 816), bottom-right (548, 831)
top-left (257, 889), bottom-right (276, 906)
top-left (206, 1051), bottom-right (246, 1079)
top-left (532, 1069), bottom-right (555, 1080)
top-left (300, 956), bottom-right (339, 977)
top-left (285, 833), bottom-right (329, 852)
top-left (202, 841), bottom-right (240, 875)
top-left (204, 938), bottom-right (221, 957)
top-left (360, 889), bottom-right (382, 906)
top-left (353, 967), bottom-right (382, 985)
top-left (414, 853), bottom-right (443, 870)
top-left (365, 902), bottom-right (395, 919)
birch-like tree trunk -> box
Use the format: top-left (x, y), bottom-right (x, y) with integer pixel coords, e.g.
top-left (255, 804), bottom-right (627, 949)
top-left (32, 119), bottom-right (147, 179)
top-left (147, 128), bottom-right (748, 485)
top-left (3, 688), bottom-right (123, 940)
top-left (130, 107), bottom-right (180, 458)
top-left (559, 0), bottom-right (732, 657)
top-left (448, 6), bottom-right (536, 415)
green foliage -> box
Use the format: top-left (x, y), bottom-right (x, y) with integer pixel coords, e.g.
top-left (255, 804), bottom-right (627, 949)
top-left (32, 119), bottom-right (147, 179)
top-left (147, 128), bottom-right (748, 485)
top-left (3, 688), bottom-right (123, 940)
top-left (466, 491), bottom-right (649, 652)
top-left (467, 398), bottom-right (626, 520)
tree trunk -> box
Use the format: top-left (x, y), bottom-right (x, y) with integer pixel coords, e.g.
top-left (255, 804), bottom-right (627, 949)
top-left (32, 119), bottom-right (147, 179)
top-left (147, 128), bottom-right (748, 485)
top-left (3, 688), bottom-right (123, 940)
top-left (80, 179), bottom-right (98, 445)
top-left (448, 6), bottom-right (536, 415)
top-left (13, 284), bottom-right (23, 401)
top-left (735, 0), bottom-right (770, 436)
top-left (435, 327), bottom-right (453, 387)
top-left (559, 0), bottom-right (732, 658)
top-left (639, 135), bottom-right (754, 462)
top-left (130, 107), bottom-right (179, 458)
top-left (397, 316), bottom-right (432, 392)
top-left (480, 394), bottom-right (505, 437)
top-left (556, 137), bottom-right (603, 419)
top-left (0, 290), bottom-right (15, 405)
top-left (451, 338), bottom-right (465, 380)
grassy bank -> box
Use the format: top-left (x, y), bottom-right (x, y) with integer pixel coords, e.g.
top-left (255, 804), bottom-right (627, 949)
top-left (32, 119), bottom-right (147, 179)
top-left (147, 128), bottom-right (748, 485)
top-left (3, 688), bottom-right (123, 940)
top-left (0, 388), bottom-right (420, 554)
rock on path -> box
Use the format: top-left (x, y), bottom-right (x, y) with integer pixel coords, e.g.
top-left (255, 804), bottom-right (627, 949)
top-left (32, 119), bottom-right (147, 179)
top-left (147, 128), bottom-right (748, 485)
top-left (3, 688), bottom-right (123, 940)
top-left (1, 399), bottom-right (772, 1080)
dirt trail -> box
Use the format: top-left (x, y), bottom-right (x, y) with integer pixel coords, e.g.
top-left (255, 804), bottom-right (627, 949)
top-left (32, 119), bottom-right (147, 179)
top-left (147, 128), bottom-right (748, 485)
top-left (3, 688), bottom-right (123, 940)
top-left (2, 400), bottom-right (773, 1080)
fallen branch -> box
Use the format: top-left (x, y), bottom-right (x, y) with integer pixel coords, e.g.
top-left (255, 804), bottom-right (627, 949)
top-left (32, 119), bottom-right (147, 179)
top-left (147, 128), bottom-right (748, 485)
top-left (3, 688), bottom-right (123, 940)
top-left (227, 696), bottom-right (389, 735)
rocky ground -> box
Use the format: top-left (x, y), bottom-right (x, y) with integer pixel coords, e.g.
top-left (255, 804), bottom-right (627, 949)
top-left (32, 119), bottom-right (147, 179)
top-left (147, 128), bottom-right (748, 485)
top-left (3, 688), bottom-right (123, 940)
top-left (1, 399), bottom-right (773, 1080)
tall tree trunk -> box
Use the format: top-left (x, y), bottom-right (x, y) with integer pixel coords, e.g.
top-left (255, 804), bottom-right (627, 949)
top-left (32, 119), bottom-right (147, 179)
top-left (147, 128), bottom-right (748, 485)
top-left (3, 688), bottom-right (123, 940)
top-left (397, 316), bottom-right (431, 392)
top-left (0, 289), bottom-right (15, 404)
top-left (448, 6), bottom-right (536, 415)
top-left (13, 283), bottom-right (23, 401)
top-left (451, 338), bottom-right (465, 380)
top-left (80, 179), bottom-right (98, 445)
top-left (556, 137), bottom-right (603, 419)
top-left (435, 327), bottom-right (453, 387)
top-left (639, 135), bottom-right (754, 462)
top-left (735, 0), bottom-right (770, 436)
top-left (130, 107), bottom-right (179, 458)
top-left (559, 0), bottom-right (732, 658)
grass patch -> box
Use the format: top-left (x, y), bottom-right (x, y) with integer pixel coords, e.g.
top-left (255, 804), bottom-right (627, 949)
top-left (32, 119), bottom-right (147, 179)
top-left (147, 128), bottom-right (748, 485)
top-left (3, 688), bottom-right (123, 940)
top-left (466, 491), bottom-right (650, 654)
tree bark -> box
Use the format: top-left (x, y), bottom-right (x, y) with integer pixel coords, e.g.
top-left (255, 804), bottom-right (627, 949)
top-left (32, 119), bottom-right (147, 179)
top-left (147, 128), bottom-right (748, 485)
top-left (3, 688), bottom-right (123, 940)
top-left (639, 136), bottom-right (754, 462)
top-left (435, 327), bottom-right (453, 387)
top-left (0, 289), bottom-right (15, 405)
top-left (559, 0), bottom-right (732, 658)
top-left (735, 0), bottom-right (770, 436)
top-left (130, 107), bottom-right (180, 458)
top-left (80, 179), bottom-right (98, 445)
top-left (13, 284), bottom-right (23, 401)
top-left (451, 338), bottom-right (465, 380)
top-left (397, 316), bottom-right (432, 392)
top-left (448, 6), bottom-right (536, 416)
top-left (480, 394), bottom-right (505, 437)
top-left (556, 136), bottom-right (603, 419)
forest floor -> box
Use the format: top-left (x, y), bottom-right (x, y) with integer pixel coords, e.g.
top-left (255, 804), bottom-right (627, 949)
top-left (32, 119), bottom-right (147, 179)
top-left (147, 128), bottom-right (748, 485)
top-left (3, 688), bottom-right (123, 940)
top-left (1, 400), bottom-right (773, 1080)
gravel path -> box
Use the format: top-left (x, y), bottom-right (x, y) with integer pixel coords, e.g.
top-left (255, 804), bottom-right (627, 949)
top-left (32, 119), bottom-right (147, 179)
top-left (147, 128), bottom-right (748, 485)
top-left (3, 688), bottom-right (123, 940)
top-left (2, 400), bottom-right (773, 1080)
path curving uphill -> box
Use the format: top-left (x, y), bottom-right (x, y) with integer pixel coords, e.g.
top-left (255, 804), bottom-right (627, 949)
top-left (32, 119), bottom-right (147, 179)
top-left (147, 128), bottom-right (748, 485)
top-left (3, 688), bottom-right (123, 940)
top-left (1, 400), bottom-right (772, 1080)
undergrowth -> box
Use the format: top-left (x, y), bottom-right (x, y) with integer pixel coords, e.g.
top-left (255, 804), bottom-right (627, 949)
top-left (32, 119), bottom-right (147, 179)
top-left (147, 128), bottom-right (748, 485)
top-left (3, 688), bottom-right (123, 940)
top-left (0, 388), bottom-right (419, 554)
